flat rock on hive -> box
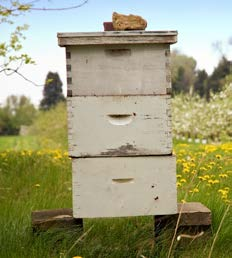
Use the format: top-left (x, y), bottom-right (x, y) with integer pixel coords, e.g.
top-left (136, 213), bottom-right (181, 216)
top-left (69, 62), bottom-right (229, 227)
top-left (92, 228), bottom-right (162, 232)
top-left (112, 12), bottom-right (147, 31)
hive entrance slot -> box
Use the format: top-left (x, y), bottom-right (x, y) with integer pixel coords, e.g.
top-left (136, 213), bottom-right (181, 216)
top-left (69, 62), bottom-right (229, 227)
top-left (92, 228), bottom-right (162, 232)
top-left (107, 114), bottom-right (133, 126)
top-left (112, 178), bottom-right (134, 184)
top-left (105, 49), bottom-right (131, 57)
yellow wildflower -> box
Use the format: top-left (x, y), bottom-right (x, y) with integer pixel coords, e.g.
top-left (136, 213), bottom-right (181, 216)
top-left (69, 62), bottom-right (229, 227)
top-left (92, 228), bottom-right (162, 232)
top-left (205, 145), bottom-right (217, 153)
top-left (200, 167), bottom-right (207, 172)
top-left (219, 173), bottom-right (228, 178)
top-left (207, 165), bottom-right (213, 170)
top-left (180, 178), bottom-right (187, 183)
top-left (176, 182), bottom-right (182, 187)
top-left (208, 179), bottom-right (219, 184)
top-left (183, 168), bottom-right (190, 173)
top-left (198, 176), bottom-right (206, 181)
top-left (209, 161), bottom-right (216, 166)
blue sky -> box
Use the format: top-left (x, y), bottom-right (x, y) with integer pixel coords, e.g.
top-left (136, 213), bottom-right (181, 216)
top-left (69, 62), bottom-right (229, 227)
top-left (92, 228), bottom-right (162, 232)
top-left (1, 0), bottom-right (231, 105)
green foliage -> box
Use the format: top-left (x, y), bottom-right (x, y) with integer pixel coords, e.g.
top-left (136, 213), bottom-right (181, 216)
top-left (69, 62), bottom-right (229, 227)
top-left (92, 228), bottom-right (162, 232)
top-left (0, 95), bottom-right (37, 135)
top-left (194, 69), bottom-right (208, 97)
top-left (0, 1), bottom-right (88, 75)
top-left (206, 56), bottom-right (231, 99)
top-left (171, 51), bottom-right (231, 99)
top-left (28, 102), bottom-right (68, 149)
top-left (0, 1), bottom-right (34, 72)
top-left (172, 84), bottom-right (232, 141)
top-left (171, 50), bottom-right (197, 94)
top-left (39, 72), bottom-right (65, 110)
top-left (0, 142), bottom-right (231, 257)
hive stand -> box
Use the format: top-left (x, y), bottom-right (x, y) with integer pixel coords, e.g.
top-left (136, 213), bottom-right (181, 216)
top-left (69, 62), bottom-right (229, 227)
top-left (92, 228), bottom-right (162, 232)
top-left (154, 202), bottom-right (212, 238)
top-left (31, 208), bottom-right (83, 232)
top-left (31, 202), bottom-right (211, 236)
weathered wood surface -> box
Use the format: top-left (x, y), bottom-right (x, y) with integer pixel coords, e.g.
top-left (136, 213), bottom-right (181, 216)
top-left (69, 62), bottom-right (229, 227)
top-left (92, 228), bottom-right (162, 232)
top-left (72, 156), bottom-right (177, 218)
top-left (31, 208), bottom-right (83, 231)
top-left (58, 31), bottom-right (178, 46)
top-left (67, 96), bottom-right (172, 157)
top-left (154, 202), bottom-right (212, 237)
top-left (65, 44), bottom-right (171, 96)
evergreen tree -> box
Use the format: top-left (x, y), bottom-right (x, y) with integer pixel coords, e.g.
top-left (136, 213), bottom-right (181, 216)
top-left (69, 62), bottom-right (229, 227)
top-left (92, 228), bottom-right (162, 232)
top-left (206, 56), bottom-right (231, 99)
top-left (194, 69), bottom-right (208, 97)
top-left (172, 66), bottom-right (186, 94)
top-left (40, 72), bottom-right (65, 110)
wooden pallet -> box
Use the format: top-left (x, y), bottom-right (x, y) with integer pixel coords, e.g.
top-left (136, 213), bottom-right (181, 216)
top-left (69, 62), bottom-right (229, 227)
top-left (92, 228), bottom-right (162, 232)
top-left (31, 202), bottom-right (211, 237)
top-left (31, 208), bottom-right (83, 232)
top-left (154, 202), bottom-right (212, 237)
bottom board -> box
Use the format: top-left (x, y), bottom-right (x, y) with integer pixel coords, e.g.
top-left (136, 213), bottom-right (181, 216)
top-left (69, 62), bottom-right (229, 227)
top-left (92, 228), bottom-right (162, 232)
top-left (72, 156), bottom-right (177, 218)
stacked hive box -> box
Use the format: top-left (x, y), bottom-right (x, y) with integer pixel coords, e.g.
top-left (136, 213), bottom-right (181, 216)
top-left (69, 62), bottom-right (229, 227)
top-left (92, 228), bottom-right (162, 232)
top-left (58, 31), bottom-right (178, 218)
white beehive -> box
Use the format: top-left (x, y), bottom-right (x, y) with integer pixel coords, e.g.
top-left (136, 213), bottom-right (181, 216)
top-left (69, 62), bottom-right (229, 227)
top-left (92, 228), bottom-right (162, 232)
top-left (58, 31), bottom-right (178, 218)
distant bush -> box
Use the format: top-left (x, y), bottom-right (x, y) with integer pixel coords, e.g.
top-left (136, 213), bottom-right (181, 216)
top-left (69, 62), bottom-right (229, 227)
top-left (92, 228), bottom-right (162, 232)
top-left (172, 84), bottom-right (232, 142)
top-left (0, 95), bottom-right (37, 135)
top-left (28, 102), bottom-right (67, 149)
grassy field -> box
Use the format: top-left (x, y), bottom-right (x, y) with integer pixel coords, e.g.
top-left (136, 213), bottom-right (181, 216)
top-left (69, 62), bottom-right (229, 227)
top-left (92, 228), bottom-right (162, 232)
top-left (0, 135), bottom-right (41, 151)
top-left (0, 136), bottom-right (231, 258)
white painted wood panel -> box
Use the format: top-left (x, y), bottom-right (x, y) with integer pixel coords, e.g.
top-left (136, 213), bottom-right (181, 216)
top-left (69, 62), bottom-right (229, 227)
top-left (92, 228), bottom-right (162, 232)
top-left (66, 44), bottom-right (170, 96)
top-left (72, 156), bottom-right (177, 218)
top-left (67, 96), bottom-right (172, 157)
top-left (58, 31), bottom-right (178, 46)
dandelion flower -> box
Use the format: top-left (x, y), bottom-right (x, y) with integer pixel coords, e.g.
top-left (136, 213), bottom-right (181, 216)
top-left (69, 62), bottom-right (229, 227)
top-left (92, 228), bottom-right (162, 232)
top-left (180, 178), bottom-right (187, 183)
top-left (219, 173), bottom-right (228, 178)
top-left (176, 182), bottom-right (182, 187)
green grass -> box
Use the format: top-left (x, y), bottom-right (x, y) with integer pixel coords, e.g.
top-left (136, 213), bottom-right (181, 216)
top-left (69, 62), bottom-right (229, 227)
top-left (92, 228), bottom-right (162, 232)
top-left (0, 135), bottom-right (40, 151)
top-left (0, 138), bottom-right (231, 257)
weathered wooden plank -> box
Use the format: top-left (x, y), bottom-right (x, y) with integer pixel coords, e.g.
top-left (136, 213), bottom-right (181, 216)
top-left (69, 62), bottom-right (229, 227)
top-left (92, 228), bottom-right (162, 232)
top-left (72, 156), bottom-right (177, 218)
top-left (57, 31), bottom-right (178, 46)
top-left (154, 202), bottom-right (212, 237)
top-left (67, 96), bottom-right (172, 157)
top-left (31, 208), bottom-right (83, 231)
top-left (66, 44), bottom-right (170, 96)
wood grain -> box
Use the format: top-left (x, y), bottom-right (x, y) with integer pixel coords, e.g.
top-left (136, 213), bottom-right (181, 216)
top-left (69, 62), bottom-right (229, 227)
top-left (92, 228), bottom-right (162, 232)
top-left (72, 156), bottom-right (177, 218)
top-left (67, 95), bottom-right (172, 157)
top-left (58, 31), bottom-right (178, 46)
top-left (66, 44), bottom-right (171, 96)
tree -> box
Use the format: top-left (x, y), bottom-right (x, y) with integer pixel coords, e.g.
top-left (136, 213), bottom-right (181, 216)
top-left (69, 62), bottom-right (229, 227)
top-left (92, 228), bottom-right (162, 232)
top-left (194, 69), bottom-right (208, 97)
top-left (206, 56), bottom-right (231, 99)
top-left (40, 72), bottom-right (65, 110)
top-left (0, 95), bottom-right (37, 135)
top-left (0, 1), bottom-right (88, 83)
top-left (171, 50), bottom-right (197, 95)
